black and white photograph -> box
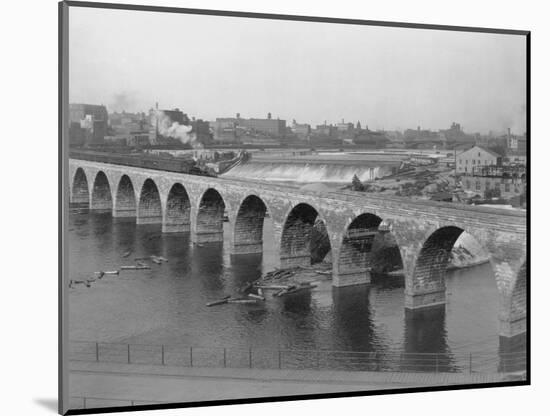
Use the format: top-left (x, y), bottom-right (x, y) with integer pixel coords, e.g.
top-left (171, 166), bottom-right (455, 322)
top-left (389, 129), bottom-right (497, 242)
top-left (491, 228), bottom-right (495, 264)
top-left (59, 1), bottom-right (528, 414)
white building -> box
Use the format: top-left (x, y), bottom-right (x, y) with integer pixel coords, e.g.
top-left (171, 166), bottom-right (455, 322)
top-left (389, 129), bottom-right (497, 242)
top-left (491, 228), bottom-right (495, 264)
top-left (456, 146), bottom-right (501, 174)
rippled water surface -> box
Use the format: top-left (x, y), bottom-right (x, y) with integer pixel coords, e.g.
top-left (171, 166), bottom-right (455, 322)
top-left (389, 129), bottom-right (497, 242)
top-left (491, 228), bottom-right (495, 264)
top-left (69, 210), bottom-right (514, 370)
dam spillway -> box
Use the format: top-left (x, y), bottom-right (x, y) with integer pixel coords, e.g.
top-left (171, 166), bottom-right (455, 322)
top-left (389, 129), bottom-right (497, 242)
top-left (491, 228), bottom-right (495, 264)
top-left (221, 159), bottom-right (398, 184)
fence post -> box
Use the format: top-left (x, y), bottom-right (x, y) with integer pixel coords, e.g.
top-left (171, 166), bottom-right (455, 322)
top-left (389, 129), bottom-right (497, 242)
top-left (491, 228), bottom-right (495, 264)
top-left (131, 400), bottom-right (135, 406)
top-left (95, 342), bottom-right (99, 362)
top-left (317, 350), bottom-right (320, 370)
top-left (161, 344), bottom-right (165, 366)
top-left (469, 353), bottom-right (472, 374)
top-left (83, 397), bottom-right (86, 409)
top-left (278, 350), bottom-right (282, 369)
top-left (190, 347), bottom-right (193, 367)
top-left (127, 344), bottom-right (131, 364)
top-left (435, 354), bottom-right (439, 373)
top-left (249, 348), bottom-right (252, 368)
top-left (223, 348), bottom-right (227, 368)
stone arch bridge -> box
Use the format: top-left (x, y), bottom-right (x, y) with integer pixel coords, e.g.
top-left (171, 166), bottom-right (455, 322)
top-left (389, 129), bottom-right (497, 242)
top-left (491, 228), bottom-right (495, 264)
top-left (69, 159), bottom-right (527, 340)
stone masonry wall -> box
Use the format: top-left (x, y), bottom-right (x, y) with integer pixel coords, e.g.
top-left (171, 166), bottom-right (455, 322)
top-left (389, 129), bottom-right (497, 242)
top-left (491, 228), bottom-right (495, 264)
top-left (69, 159), bottom-right (527, 337)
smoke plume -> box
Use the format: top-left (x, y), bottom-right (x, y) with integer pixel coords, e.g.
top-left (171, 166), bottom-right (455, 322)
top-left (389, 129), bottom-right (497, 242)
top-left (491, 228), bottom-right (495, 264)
top-left (153, 110), bottom-right (199, 147)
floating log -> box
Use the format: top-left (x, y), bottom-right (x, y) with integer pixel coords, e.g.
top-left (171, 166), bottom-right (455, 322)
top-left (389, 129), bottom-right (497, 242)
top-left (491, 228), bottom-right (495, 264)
top-left (238, 281), bottom-right (254, 293)
top-left (157, 256), bottom-right (168, 262)
top-left (274, 285), bottom-right (296, 297)
top-left (279, 285), bottom-right (317, 296)
top-left (69, 279), bottom-right (91, 288)
top-left (315, 270), bottom-right (332, 275)
top-left (103, 270), bottom-right (119, 275)
top-left (228, 299), bottom-right (258, 304)
top-left (120, 265), bottom-right (151, 270)
top-left (248, 293), bottom-right (265, 301)
top-left (135, 261), bottom-right (147, 267)
top-left (94, 271), bottom-right (105, 279)
top-left (206, 299), bottom-right (229, 307)
top-left (122, 250), bottom-right (132, 258)
top-left (257, 288), bottom-right (263, 296)
top-left (151, 258), bottom-right (162, 265)
top-left (254, 284), bottom-right (290, 290)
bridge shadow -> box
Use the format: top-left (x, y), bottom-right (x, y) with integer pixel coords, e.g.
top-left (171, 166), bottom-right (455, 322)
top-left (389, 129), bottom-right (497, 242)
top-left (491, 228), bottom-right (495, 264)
top-left (332, 285), bottom-right (379, 353)
top-left (191, 241), bottom-right (225, 292)
top-left (229, 253), bottom-right (264, 288)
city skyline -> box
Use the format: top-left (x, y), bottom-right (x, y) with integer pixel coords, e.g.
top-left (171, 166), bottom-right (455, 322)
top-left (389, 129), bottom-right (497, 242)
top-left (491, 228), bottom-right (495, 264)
top-left (70, 7), bottom-right (527, 135)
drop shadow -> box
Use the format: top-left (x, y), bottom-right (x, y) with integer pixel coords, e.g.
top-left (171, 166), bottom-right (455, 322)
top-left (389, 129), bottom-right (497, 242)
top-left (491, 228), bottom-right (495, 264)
top-left (33, 398), bottom-right (58, 413)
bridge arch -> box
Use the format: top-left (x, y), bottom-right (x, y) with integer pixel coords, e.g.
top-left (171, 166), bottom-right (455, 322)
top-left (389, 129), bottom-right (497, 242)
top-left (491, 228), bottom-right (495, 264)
top-left (280, 202), bottom-right (331, 268)
top-left (195, 188), bottom-right (225, 243)
top-left (407, 226), bottom-right (464, 309)
top-left (232, 195), bottom-right (271, 255)
top-left (501, 260), bottom-right (527, 339)
top-left (163, 182), bottom-right (191, 233)
top-left (90, 171), bottom-right (113, 211)
top-left (510, 262), bottom-right (526, 320)
top-left (335, 213), bottom-right (403, 287)
top-left (114, 175), bottom-right (136, 218)
top-left (137, 178), bottom-right (162, 225)
top-left (71, 167), bottom-right (89, 205)
top-left (406, 225), bottom-right (496, 310)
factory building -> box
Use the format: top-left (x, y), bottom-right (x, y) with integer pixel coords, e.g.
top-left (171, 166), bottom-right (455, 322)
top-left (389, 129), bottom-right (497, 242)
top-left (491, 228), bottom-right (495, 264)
top-left (211, 113), bottom-right (287, 142)
top-left (69, 103), bottom-right (109, 146)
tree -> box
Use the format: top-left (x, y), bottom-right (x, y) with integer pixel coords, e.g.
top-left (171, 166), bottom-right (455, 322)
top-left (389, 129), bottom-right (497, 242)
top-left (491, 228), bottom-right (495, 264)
top-left (351, 174), bottom-right (364, 191)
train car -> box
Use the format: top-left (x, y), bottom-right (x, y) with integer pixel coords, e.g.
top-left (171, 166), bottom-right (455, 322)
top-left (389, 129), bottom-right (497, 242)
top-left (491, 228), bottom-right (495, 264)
top-left (70, 150), bottom-right (216, 177)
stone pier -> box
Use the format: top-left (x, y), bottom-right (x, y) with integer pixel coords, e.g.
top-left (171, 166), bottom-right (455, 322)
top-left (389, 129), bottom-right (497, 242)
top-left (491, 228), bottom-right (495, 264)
top-left (69, 158), bottom-right (528, 339)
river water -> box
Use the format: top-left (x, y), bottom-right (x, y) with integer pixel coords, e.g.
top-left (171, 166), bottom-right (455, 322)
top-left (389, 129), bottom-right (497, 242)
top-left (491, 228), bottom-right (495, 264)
top-left (68, 209), bottom-right (521, 372)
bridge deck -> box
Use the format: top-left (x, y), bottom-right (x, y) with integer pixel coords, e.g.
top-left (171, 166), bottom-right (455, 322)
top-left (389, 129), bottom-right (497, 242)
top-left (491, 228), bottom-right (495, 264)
top-left (69, 159), bottom-right (526, 234)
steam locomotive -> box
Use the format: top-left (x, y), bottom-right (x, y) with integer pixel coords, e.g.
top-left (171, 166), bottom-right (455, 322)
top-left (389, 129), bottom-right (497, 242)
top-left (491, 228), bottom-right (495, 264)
top-left (70, 149), bottom-right (216, 177)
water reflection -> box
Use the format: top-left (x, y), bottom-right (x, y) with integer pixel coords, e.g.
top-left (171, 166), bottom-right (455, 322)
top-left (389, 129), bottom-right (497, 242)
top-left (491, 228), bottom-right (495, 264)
top-left (403, 306), bottom-right (455, 372)
top-left (68, 210), bottom-right (522, 372)
top-left (332, 285), bottom-right (380, 352)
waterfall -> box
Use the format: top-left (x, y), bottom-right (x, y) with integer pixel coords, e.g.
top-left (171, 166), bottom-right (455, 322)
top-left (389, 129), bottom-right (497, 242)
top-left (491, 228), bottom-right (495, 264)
top-left (222, 161), bottom-right (391, 184)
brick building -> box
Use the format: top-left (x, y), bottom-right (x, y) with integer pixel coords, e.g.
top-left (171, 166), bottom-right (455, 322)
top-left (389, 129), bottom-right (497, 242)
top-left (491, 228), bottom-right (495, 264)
top-left (211, 113), bottom-right (287, 142)
top-left (462, 175), bottom-right (526, 199)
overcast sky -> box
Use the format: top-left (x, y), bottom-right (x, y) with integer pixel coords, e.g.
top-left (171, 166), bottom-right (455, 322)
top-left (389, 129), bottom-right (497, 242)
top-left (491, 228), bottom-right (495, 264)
top-left (69, 7), bottom-right (527, 134)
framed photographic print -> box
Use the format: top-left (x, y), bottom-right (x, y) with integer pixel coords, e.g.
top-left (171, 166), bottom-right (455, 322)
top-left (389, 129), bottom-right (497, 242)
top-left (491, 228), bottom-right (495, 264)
top-left (59, 1), bottom-right (529, 414)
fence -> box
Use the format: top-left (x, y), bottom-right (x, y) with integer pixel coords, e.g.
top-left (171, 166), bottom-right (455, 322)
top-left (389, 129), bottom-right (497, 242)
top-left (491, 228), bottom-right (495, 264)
top-left (69, 340), bottom-right (526, 374)
top-left (69, 396), bottom-right (167, 410)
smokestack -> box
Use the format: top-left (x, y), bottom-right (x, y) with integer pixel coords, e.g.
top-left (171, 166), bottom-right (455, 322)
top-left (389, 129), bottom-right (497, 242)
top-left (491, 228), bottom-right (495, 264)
top-left (267, 112), bottom-right (272, 120)
top-left (155, 102), bottom-right (159, 142)
top-left (508, 127), bottom-right (511, 138)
